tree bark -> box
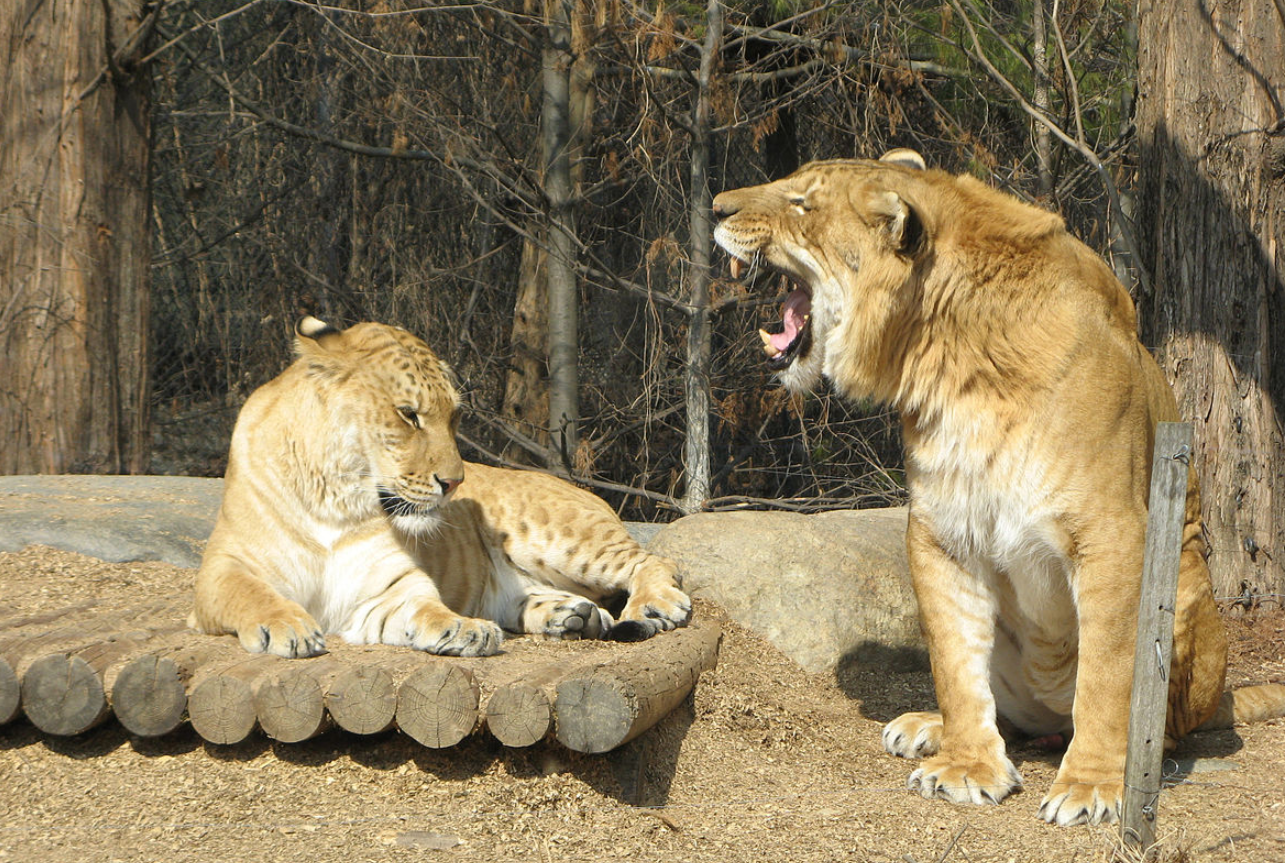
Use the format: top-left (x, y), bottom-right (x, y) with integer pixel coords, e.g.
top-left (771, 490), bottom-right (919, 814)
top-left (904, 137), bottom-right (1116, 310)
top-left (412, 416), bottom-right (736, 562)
top-left (503, 220), bottom-right (552, 458)
top-left (542, 0), bottom-right (580, 464)
top-left (1134, 0), bottom-right (1285, 597)
top-left (1030, 0), bottom-right (1053, 199)
top-left (679, 0), bottom-right (722, 514)
top-left (0, 0), bottom-right (153, 474)
top-left (553, 620), bottom-right (721, 754)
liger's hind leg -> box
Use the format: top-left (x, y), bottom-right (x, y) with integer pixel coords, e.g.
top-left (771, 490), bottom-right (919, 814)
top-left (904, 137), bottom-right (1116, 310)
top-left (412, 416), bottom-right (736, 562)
top-left (516, 588), bottom-right (614, 640)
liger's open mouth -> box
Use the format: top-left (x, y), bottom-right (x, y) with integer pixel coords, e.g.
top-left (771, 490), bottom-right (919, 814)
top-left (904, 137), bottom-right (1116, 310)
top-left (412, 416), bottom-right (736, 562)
top-left (729, 256), bottom-right (813, 370)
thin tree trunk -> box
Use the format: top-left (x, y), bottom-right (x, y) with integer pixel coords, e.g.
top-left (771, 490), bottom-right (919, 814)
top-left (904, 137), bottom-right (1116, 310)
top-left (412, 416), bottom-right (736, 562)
top-left (0, 0), bottom-right (153, 475)
top-left (1108, 16), bottom-right (1138, 293)
top-left (542, 0), bottom-right (579, 465)
top-left (680, 0), bottom-right (722, 514)
top-left (1031, 0), bottom-right (1053, 199)
top-left (1134, 0), bottom-right (1285, 598)
top-left (505, 2), bottom-right (597, 465)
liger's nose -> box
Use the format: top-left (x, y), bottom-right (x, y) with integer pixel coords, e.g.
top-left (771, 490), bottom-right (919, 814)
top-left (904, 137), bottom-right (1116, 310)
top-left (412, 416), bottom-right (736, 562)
top-left (438, 476), bottom-right (464, 498)
top-left (711, 194), bottom-right (738, 220)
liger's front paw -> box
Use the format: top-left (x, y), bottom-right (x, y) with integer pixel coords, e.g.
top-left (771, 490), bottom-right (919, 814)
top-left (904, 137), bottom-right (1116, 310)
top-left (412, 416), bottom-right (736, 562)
top-left (408, 614), bottom-right (503, 657)
top-left (1038, 777), bottom-right (1122, 826)
top-left (239, 611), bottom-right (326, 658)
top-left (620, 585), bottom-right (692, 633)
top-left (908, 753), bottom-right (1022, 806)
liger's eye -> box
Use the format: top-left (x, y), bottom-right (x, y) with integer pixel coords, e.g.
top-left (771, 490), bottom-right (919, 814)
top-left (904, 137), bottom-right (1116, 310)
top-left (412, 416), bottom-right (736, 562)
top-left (397, 405), bottom-right (421, 429)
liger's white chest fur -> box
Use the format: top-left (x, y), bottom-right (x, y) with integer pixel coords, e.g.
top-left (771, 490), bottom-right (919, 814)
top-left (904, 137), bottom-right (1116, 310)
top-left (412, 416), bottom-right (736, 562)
top-left (907, 409), bottom-right (1081, 723)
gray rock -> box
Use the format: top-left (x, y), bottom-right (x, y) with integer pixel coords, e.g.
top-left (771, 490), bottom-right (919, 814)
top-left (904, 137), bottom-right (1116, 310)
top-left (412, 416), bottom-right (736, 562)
top-left (650, 508), bottom-right (924, 673)
top-left (0, 475), bottom-right (223, 568)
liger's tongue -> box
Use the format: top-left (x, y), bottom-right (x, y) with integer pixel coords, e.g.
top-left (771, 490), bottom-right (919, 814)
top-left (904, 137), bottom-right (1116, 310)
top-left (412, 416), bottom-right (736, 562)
top-left (771, 289), bottom-right (812, 352)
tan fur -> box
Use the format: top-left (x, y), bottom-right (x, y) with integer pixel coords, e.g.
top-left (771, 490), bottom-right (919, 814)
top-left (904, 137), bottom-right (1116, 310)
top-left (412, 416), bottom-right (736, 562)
top-left (712, 152), bottom-right (1285, 826)
top-left (190, 318), bottom-right (690, 659)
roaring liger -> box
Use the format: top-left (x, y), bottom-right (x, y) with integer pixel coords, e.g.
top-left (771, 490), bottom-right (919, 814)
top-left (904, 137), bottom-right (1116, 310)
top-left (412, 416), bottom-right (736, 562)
top-left (712, 149), bottom-right (1285, 826)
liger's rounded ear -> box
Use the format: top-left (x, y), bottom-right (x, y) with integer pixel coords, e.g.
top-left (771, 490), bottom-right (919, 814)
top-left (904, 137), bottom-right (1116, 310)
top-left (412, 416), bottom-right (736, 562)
top-left (879, 148), bottom-right (926, 171)
top-left (867, 190), bottom-right (925, 256)
top-left (294, 316), bottom-right (344, 358)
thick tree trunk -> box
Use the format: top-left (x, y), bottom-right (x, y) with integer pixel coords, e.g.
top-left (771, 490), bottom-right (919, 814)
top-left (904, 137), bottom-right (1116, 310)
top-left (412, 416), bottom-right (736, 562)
top-left (505, 2), bottom-right (597, 465)
top-left (1134, 0), bottom-right (1285, 598)
top-left (0, 0), bottom-right (153, 475)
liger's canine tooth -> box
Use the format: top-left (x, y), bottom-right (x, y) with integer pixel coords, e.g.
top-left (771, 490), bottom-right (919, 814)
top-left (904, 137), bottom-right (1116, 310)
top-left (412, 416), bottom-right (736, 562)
top-left (730, 258), bottom-right (743, 279)
top-left (759, 328), bottom-right (781, 358)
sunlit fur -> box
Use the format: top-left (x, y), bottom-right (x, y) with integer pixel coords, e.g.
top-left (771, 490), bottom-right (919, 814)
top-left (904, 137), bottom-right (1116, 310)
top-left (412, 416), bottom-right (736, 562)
top-left (713, 151), bottom-right (1285, 827)
top-left (190, 318), bottom-right (691, 660)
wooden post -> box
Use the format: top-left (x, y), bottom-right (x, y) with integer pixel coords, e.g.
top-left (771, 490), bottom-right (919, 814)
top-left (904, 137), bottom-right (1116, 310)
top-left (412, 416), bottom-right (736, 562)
top-left (112, 636), bottom-right (246, 737)
top-left (0, 601), bottom-right (153, 726)
top-left (253, 656), bottom-right (349, 743)
top-left (1121, 421), bottom-right (1193, 852)
top-left (18, 625), bottom-right (188, 736)
top-left (0, 657), bottom-right (17, 725)
top-left (188, 654), bottom-right (290, 745)
top-left (325, 646), bottom-right (457, 737)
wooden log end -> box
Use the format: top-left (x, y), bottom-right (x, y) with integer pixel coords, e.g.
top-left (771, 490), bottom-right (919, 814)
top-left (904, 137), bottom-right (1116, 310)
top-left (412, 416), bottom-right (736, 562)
top-left (0, 656), bottom-right (19, 724)
top-left (486, 680), bottom-right (553, 748)
top-left (553, 621), bottom-right (722, 754)
top-left (21, 653), bottom-right (108, 736)
top-left (112, 655), bottom-right (188, 737)
top-left (554, 674), bottom-right (635, 754)
top-left (189, 675), bottom-right (257, 745)
top-left (326, 664), bottom-right (397, 736)
top-left (254, 671), bottom-right (327, 744)
top-left (396, 663), bottom-right (479, 749)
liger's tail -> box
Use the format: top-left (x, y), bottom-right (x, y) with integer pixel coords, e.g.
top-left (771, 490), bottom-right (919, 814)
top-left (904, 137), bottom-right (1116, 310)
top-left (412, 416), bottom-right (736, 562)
top-left (1196, 683), bottom-right (1285, 731)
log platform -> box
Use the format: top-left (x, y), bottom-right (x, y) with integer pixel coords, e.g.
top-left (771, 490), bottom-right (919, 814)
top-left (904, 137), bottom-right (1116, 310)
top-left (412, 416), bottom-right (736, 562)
top-left (0, 601), bottom-right (720, 755)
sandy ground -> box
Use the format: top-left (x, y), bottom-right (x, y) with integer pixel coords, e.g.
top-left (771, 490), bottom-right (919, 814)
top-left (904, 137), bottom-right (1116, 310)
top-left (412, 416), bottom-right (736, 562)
top-left (1, 544), bottom-right (1283, 863)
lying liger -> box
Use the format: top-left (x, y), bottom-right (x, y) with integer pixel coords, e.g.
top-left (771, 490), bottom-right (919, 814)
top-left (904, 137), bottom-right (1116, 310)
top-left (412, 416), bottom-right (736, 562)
top-left (712, 149), bottom-right (1285, 826)
top-left (190, 317), bottom-right (691, 658)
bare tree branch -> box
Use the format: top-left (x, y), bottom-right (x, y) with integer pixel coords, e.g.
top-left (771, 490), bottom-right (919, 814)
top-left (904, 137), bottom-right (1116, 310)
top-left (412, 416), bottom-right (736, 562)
top-left (946, 0), bottom-right (1152, 296)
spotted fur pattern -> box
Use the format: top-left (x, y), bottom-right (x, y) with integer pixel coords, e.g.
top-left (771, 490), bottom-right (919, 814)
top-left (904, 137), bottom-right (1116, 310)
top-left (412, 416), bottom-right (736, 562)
top-left (190, 318), bottom-right (691, 659)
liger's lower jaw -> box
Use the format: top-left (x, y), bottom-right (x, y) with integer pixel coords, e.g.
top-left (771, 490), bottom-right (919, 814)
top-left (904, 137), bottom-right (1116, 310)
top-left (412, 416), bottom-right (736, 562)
top-left (760, 318), bottom-right (813, 370)
top-left (379, 490), bottom-right (443, 537)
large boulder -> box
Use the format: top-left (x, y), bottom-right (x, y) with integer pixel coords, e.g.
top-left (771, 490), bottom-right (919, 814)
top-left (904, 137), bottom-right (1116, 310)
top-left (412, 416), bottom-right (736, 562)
top-left (650, 508), bottom-right (924, 673)
top-left (0, 475), bottom-right (223, 568)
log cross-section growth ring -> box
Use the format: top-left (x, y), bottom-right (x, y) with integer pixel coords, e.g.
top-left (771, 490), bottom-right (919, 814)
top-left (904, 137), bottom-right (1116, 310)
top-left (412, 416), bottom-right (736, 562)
top-left (396, 663), bottom-right (480, 748)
